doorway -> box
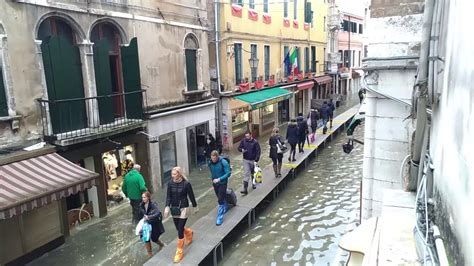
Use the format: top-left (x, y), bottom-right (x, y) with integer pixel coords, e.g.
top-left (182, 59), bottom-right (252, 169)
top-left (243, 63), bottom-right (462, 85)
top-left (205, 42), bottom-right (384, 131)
top-left (187, 122), bottom-right (209, 171)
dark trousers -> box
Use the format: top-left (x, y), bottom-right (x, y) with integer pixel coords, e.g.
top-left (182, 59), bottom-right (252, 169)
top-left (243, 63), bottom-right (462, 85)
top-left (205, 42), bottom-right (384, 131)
top-left (213, 183), bottom-right (227, 205)
top-left (271, 154), bottom-right (283, 166)
top-left (298, 136), bottom-right (306, 151)
top-left (130, 199), bottom-right (142, 224)
top-left (173, 218), bottom-right (188, 239)
top-left (289, 143), bottom-right (296, 159)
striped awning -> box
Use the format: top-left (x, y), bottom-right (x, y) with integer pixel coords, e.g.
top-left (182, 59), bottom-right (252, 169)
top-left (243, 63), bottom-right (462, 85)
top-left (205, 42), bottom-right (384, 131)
top-left (0, 153), bottom-right (98, 219)
top-left (314, 75), bottom-right (333, 84)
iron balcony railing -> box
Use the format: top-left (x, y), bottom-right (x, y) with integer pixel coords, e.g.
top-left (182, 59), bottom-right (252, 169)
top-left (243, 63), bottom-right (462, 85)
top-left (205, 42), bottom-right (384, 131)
top-left (37, 90), bottom-right (147, 142)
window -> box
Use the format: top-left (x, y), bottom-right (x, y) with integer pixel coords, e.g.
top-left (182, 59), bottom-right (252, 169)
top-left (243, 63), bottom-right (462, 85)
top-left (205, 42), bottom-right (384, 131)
top-left (0, 66), bottom-right (8, 116)
top-left (352, 50), bottom-right (355, 67)
top-left (296, 47), bottom-right (300, 73)
top-left (304, 1), bottom-right (312, 23)
top-left (339, 50), bottom-right (343, 63)
top-left (342, 20), bottom-right (349, 31)
top-left (250, 44), bottom-right (258, 82)
top-left (283, 46), bottom-right (289, 76)
top-left (234, 43), bottom-right (243, 84)
top-left (351, 22), bottom-right (357, 33)
top-left (249, 0), bottom-right (255, 9)
top-left (359, 24), bottom-right (364, 34)
top-left (264, 45), bottom-right (270, 80)
top-left (284, 0), bottom-right (289, 17)
top-left (264, 0), bottom-right (269, 13)
top-left (294, 0), bottom-right (298, 20)
top-left (311, 46), bottom-right (316, 72)
top-left (159, 132), bottom-right (177, 184)
top-left (184, 35), bottom-right (199, 91)
top-left (359, 51), bottom-right (362, 66)
top-left (343, 50), bottom-right (350, 67)
top-left (232, 0), bottom-right (243, 6)
top-left (304, 47), bottom-right (309, 73)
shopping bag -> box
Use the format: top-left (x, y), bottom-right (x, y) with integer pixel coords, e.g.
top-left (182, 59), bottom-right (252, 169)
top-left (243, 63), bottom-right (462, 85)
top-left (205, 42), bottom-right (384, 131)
top-left (135, 218), bottom-right (145, 236)
top-left (141, 221), bottom-right (152, 242)
top-left (309, 133), bottom-right (315, 143)
top-left (253, 165), bottom-right (263, 184)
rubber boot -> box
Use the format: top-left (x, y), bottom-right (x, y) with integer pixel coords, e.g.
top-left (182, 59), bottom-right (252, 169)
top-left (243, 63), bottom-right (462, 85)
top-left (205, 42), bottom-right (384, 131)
top-left (173, 238), bottom-right (185, 263)
top-left (156, 239), bottom-right (165, 248)
top-left (184, 228), bottom-right (193, 246)
top-left (216, 204), bottom-right (225, 226)
top-left (240, 181), bottom-right (248, 195)
top-left (223, 202), bottom-right (229, 213)
top-left (145, 242), bottom-right (152, 257)
top-left (273, 164), bottom-right (278, 178)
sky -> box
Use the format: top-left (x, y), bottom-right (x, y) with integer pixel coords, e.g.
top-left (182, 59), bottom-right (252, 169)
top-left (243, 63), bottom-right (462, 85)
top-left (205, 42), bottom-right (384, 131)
top-left (336, 0), bottom-right (369, 17)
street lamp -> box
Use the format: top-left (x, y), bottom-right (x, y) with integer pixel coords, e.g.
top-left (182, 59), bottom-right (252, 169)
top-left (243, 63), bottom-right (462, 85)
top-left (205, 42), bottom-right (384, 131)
top-left (249, 56), bottom-right (259, 82)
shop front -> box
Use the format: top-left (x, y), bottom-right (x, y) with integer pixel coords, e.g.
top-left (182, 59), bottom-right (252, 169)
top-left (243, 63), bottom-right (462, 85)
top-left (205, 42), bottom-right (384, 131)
top-left (313, 75), bottom-right (333, 100)
top-left (222, 87), bottom-right (293, 149)
top-left (280, 81), bottom-right (314, 119)
top-left (0, 152), bottom-right (99, 265)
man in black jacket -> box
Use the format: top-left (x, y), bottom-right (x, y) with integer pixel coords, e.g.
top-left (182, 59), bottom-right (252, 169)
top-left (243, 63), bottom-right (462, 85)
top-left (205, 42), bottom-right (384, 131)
top-left (237, 131), bottom-right (261, 195)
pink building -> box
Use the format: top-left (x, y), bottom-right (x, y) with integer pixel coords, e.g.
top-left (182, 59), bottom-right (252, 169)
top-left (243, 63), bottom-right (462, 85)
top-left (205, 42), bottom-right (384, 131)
top-left (338, 13), bottom-right (364, 95)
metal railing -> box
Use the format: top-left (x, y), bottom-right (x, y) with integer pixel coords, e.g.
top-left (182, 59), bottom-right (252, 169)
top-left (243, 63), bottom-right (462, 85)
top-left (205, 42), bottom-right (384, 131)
top-left (37, 90), bottom-right (146, 141)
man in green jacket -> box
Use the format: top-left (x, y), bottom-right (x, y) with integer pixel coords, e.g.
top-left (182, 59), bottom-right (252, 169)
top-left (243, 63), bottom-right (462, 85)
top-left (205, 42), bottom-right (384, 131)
top-left (122, 164), bottom-right (147, 224)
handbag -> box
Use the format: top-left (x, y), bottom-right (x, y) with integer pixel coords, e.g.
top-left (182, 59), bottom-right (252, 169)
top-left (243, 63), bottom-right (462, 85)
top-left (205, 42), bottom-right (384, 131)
top-left (141, 221), bottom-right (152, 243)
top-left (276, 139), bottom-right (287, 154)
top-left (170, 201), bottom-right (182, 216)
top-left (342, 139), bottom-right (354, 154)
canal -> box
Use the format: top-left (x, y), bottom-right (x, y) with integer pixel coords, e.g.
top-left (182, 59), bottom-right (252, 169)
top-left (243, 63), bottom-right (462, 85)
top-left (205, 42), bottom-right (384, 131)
top-left (219, 126), bottom-right (364, 265)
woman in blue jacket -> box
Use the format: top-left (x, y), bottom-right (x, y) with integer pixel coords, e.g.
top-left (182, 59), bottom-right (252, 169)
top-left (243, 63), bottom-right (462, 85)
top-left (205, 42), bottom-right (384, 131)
top-left (208, 150), bottom-right (231, 226)
top-left (286, 119), bottom-right (299, 162)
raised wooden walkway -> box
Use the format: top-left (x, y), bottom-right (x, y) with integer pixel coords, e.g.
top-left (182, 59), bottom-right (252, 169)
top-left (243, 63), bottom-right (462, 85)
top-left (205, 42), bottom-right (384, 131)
top-left (144, 106), bottom-right (360, 266)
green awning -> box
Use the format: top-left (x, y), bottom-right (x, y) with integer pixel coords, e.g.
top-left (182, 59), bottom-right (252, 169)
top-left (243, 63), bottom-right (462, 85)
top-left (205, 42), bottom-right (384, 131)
top-left (234, 87), bottom-right (293, 110)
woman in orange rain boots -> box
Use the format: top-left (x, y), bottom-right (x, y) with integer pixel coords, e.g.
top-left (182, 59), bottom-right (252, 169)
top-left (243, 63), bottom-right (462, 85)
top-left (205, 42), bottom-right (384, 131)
top-left (163, 166), bottom-right (198, 263)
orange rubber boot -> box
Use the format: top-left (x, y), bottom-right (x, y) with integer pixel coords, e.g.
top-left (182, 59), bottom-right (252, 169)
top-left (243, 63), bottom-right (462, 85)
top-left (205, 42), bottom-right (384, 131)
top-left (184, 228), bottom-right (193, 246)
top-left (173, 238), bottom-right (185, 263)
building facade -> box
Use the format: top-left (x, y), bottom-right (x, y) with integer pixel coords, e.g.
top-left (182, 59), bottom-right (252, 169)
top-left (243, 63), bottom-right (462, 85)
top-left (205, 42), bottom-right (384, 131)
top-left (210, 0), bottom-right (330, 149)
top-left (0, 0), bottom-right (213, 264)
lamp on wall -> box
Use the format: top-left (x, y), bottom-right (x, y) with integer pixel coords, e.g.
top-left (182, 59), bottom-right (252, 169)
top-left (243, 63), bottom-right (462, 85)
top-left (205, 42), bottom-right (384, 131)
top-left (249, 56), bottom-right (259, 82)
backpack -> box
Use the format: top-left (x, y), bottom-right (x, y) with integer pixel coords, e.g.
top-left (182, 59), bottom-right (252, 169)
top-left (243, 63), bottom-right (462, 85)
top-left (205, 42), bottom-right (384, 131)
top-left (220, 156), bottom-right (232, 173)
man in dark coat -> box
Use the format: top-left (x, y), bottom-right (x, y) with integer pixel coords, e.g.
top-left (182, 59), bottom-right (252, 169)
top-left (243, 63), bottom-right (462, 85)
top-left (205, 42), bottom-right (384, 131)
top-left (328, 99), bottom-right (336, 129)
top-left (237, 131), bottom-right (261, 195)
top-left (286, 119), bottom-right (299, 162)
top-left (307, 108), bottom-right (320, 134)
top-left (320, 101), bottom-right (330, 134)
top-left (296, 113), bottom-right (308, 153)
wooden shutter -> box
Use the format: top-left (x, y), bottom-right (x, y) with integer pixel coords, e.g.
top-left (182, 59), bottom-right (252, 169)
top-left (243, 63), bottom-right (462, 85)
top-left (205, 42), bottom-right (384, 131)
top-left (185, 49), bottom-right (198, 91)
top-left (41, 36), bottom-right (87, 134)
top-left (93, 39), bottom-right (115, 124)
top-left (121, 37), bottom-right (143, 120)
top-left (0, 67), bottom-right (8, 116)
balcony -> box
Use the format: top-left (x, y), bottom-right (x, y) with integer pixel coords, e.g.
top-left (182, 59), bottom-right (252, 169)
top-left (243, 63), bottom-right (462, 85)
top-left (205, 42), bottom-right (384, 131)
top-left (37, 90), bottom-right (147, 146)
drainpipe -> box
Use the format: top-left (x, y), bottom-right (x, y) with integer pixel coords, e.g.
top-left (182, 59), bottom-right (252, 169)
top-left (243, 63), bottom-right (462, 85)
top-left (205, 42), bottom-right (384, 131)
top-left (215, 0), bottom-right (221, 94)
top-left (408, 0), bottom-right (435, 191)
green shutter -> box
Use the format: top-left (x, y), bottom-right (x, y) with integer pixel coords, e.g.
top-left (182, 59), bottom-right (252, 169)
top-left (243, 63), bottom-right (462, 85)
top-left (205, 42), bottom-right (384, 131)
top-left (185, 49), bottom-right (198, 91)
top-left (121, 37), bottom-right (143, 119)
top-left (0, 67), bottom-right (8, 116)
top-left (93, 39), bottom-right (115, 124)
top-left (41, 36), bottom-right (87, 134)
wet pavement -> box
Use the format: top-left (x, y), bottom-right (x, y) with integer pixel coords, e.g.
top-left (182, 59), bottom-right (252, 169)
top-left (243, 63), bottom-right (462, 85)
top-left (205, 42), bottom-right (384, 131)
top-left (28, 91), bottom-right (361, 266)
top-left (220, 124), bottom-right (364, 265)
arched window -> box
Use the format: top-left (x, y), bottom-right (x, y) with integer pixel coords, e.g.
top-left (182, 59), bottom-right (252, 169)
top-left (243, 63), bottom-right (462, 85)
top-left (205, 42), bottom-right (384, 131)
top-left (184, 34), bottom-right (199, 91)
top-left (91, 22), bottom-right (124, 124)
top-left (38, 17), bottom-right (87, 133)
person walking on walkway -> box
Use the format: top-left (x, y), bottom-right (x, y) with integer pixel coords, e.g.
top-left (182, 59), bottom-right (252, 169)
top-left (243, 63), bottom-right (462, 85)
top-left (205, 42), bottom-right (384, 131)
top-left (204, 134), bottom-right (217, 161)
top-left (208, 150), bottom-right (231, 225)
top-left (269, 127), bottom-right (284, 177)
top-left (307, 108), bottom-right (320, 134)
top-left (320, 101), bottom-right (330, 134)
top-left (139, 191), bottom-right (165, 257)
top-left (237, 130), bottom-right (261, 195)
top-left (296, 113), bottom-right (308, 153)
top-left (122, 164), bottom-right (147, 224)
top-left (164, 166), bottom-right (198, 263)
top-left (286, 119), bottom-right (299, 162)
top-left (328, 99), bottom-right (336, 129)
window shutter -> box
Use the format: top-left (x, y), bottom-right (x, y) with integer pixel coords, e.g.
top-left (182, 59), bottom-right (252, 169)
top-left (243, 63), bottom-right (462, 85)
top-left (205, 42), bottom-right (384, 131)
top-left (0, 67), bottom-right (8, 116)
top-left (185, 49), bottom-right (198, 91)
top-left (121, 37), bottom-right (143, 119)
top-left (93, 39), bottom-right (115, 124)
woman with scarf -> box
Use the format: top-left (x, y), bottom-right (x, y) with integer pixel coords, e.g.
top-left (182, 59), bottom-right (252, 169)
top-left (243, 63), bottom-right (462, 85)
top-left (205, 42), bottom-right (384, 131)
top-left (139, 191), bottom-right (165, 257)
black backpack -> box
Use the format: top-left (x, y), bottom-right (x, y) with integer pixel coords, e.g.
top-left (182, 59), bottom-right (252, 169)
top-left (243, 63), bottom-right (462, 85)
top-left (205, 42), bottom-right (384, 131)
top-left (220, 156), bottom-right (232, 173)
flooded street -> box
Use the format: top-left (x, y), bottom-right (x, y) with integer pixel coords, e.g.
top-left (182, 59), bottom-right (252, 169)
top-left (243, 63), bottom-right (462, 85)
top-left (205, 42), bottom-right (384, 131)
top-left (220, 126), bottom-right (364, 265)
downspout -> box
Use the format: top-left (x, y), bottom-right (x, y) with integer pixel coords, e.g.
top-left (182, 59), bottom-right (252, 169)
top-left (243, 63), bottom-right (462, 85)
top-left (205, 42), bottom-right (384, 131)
top-left (215, 0), bottom-right (221, 93)
top-left (408, 0), bottom-right (434, 191)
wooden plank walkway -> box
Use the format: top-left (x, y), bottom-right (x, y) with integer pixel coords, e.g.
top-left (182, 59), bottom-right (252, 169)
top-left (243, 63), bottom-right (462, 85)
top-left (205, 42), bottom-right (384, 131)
top-left (145, 106), bottom-right (360, 266)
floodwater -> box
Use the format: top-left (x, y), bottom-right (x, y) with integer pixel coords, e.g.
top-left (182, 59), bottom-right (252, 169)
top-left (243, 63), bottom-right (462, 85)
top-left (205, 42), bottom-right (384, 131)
top-left (220, 126), bottom-right (364, 265)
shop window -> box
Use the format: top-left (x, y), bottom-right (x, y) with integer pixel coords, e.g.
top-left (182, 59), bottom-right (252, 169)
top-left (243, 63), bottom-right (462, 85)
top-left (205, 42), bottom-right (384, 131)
top-left (250, 44), bottom-right (257, 82)
top-left (102, 145), bottom-right (135, 208)
top-left (234, 43), bottom-right (243, 85)
top-left (264, 0), bottom-right (269, 13)
top-left (184, 34), bottom-right (199, 91)
top-left (160, 133), bottom-right (177, 184)
top-left (0, 66), bottom-right (7, 116)
top-left (264, 45), bottom-right (270, 81)
top-left (232, 111), bottom-right (249, 138)
top-left (262, 104), bottom-right (275, 125)
top-left (278, 100), bottom-right (290, 123)
top-left (284, 0), bottom-right (289, 17)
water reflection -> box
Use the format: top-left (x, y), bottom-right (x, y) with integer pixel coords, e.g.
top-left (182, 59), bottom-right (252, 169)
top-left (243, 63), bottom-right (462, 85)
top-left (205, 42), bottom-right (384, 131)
top-left (220, 127), bottom-right (364, 265)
